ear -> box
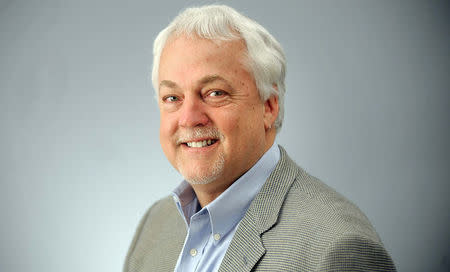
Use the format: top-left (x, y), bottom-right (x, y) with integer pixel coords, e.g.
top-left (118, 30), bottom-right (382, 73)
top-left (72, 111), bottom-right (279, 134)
top-left (263, 94), bottom-right (279, 131)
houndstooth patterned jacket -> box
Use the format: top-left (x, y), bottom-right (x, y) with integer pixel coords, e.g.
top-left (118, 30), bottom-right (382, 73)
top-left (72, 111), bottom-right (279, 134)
top-left (124, 146), bottom-right (396, 271)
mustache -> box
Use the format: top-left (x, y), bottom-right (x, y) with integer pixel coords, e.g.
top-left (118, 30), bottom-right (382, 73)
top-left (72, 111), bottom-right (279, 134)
top-left (175, 127), bottom-right (223, 144)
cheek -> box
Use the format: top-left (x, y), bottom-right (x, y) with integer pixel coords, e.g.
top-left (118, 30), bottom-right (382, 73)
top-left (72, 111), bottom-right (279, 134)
top-left (159, 112), bottom-right (177, 133)
top-left (159, 113), bottom-right (178, 152)
top-left (238, 108), bottom-right (266, 144)
top-left (159, 119), bottom-right (177, 165)
top-left (159, 125), bottom-right (170, 153)
top-left (216, 109), bottom-right (240, 133)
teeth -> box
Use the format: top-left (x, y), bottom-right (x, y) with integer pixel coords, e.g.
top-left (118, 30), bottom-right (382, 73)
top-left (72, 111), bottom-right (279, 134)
top-left (186, 139), bottom-right (216, 148)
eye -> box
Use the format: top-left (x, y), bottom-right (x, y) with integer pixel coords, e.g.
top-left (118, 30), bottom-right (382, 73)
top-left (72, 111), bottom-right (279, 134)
top-left (203, 89), bottom-right (230, 107)
top-left (208, 90), bottom-right (226, 97)
top-left (163, 95), bottom-right (180, 102)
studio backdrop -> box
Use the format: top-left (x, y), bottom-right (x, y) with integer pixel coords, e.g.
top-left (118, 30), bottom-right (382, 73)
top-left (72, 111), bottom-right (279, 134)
top-left (1, 1), bottom-right (449, 271)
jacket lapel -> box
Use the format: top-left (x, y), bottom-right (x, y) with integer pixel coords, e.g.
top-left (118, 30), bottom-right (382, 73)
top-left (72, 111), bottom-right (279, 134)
top-left (219, 146), bottom-right (300, 271)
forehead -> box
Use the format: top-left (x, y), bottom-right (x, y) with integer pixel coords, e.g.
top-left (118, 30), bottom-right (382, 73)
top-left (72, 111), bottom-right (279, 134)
top-left (158, 35), bottom-right (252, 87)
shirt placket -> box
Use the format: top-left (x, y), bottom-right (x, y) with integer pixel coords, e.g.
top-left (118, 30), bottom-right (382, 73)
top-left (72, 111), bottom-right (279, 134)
top-left (178, 209), bottom-right (211, 272)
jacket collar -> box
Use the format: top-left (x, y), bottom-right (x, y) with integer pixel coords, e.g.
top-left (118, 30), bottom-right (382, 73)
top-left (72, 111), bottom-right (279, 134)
top-left (218, 145), bottom-right (300, 272)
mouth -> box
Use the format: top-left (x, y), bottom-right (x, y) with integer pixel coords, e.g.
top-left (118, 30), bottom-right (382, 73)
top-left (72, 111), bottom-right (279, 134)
top-left (183, 139), bottom-right (218, 148)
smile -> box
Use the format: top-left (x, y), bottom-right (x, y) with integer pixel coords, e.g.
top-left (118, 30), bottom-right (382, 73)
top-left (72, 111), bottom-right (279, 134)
top-left (185, 139), bottom-right (218, 148)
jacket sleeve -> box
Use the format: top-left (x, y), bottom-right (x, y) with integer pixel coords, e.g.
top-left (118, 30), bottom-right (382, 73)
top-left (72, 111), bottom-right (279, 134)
top-left (316, 233), bottom-right (396, 271)
top-left (123, 202), bottom-right (157, 272)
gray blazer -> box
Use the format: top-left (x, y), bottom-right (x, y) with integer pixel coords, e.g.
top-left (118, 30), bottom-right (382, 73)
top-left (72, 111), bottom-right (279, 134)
top-left (124, 146), bottom-right (396, 271)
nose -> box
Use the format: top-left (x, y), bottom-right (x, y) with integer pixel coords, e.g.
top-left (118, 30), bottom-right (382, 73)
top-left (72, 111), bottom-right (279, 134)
top-left (178, 96), bottom-right (209, 128)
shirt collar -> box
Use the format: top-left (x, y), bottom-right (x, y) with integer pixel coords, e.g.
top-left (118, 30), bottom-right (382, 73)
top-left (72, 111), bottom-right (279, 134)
top-left (172, 180), bottom-right (198, 226)
top-left (172, 142), bottom-right (280, 237)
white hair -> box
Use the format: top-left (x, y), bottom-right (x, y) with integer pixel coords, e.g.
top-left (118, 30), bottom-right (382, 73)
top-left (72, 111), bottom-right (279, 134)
top-left (152, 5), bottom-right (286, 130)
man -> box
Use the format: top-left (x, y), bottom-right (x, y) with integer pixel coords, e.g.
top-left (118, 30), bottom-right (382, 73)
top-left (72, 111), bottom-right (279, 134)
top-left (124, 5), bottom-right (396, 272)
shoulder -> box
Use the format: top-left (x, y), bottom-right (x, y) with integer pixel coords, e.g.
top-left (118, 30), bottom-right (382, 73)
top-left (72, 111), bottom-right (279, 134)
top-left (286, 169), bottom-right (379, 241)
top-left (146, 195), bottom-right (179, 220)
top-left (130, 195), bottom-right (184, 244)
top-left (124, 196), bottom-right (186, 272)
top-left (273, 148), bottom-right (381, 242)
top-left (258, 149), bottom-right (396, 270)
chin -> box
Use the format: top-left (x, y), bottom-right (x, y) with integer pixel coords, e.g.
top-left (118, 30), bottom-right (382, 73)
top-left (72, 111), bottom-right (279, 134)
top-left (185, 175), bottom-right (218, 185)
top-left (179, 155), bottom-right (225, 185)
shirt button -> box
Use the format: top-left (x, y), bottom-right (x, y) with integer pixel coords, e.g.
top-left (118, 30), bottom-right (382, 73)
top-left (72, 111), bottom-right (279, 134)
top-left (190, 248), bottom-right (197, 257)
top-left (214, 233), bottom-right (221, 241)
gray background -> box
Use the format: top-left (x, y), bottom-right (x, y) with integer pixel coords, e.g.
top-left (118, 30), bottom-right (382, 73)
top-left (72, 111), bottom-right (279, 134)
top-left (1, 0), bottom-right (449, 271)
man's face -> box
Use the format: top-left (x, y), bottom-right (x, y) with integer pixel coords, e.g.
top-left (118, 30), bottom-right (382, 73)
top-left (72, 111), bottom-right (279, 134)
top-left (158, 35), bottom-right (271, 187)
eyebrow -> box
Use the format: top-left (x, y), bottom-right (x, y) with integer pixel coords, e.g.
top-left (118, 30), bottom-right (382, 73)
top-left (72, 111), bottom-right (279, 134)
top-left (198, 74), bottom-right (232, 86)
top-left (159, 80), bottom-right (178, 90)
top-left (159, 75), bottom-right (233, 91)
